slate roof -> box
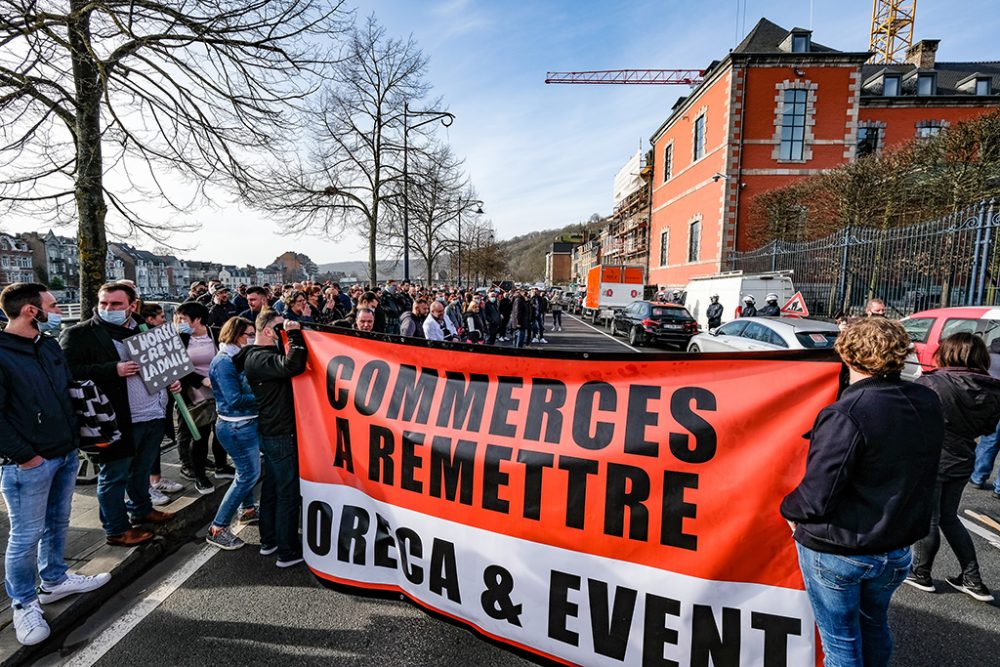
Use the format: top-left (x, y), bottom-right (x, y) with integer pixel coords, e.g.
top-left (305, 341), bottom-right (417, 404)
top-left (732, 18), bottom-right (838, 54)
top-left (861, 61), bottom-right (1000, 96)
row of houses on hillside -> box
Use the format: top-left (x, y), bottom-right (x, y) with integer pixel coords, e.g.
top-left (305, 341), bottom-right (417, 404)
top-left (5, 229), bottom-right (284, 296)
top-left (546, 17), bottom-right (1000, 290)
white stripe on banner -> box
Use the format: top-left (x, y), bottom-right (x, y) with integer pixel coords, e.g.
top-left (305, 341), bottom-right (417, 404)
top-left (301, 480), bottom-right (816, 667)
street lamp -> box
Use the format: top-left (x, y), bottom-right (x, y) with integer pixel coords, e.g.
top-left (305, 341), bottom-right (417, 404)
top-left (454, 199), bottom-right (484, 288)
top-left (403, 103), bottom-right (455, 282)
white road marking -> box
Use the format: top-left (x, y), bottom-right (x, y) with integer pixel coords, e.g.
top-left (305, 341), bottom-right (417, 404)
top-left (960, 517), bottom-right (1000, 550)
top-left (62, 524), bottom-right (248, 667)
top-left (568, 314), bottom-right (639, 352)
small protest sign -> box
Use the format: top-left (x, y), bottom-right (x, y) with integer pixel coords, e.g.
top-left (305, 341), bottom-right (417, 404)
top-left (123, 324), bottom-right (194, 394)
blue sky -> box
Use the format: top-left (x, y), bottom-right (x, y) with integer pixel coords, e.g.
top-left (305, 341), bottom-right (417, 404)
top-left (7, 0), bottom-right (997, 268)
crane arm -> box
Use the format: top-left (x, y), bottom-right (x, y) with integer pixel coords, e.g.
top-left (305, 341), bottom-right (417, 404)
top-left (544, 69), bottom-right (705, 85)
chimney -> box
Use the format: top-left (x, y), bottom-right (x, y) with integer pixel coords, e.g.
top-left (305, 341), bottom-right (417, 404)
top-left (906, 39), bottom-right (940, 69)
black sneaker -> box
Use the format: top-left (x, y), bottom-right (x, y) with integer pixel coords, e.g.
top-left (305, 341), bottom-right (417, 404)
top-left (194, 476), bottom-right (214, 495)
top-left (969, 479), bottom-right (991, 490)
top-left (903, 571), bottom-right (935, 592)
top-left (214, 465), bottom-right (236, 480)
top-left (179, 466), bottom-right (197, 481)
top-left (946, 575), bottom-right (995, 602)
top-left (204, 459), bottom-right (218, 470)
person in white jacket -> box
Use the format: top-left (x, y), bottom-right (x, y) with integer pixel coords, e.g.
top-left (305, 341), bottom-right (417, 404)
top-left (423, 301), bottom-right (452, 341)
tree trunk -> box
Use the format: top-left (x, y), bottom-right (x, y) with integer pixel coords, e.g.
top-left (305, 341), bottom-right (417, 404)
top-left (69, 2), bottom-right (107, 313)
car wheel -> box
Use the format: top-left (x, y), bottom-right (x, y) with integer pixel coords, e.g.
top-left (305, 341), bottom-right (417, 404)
top-left (689, 344), bottom-right (700, 353)
top-left (629, 327), bottom-right (642, 347)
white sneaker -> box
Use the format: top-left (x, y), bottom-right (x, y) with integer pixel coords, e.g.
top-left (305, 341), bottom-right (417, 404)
top-left (539, 338), bottom-right (548, 344)
top-left (150, 486), bottom-right (171, 506)
top-left (153, 478), bottom-right (184, 493)
top-left (12, 600), bottom-right (49, 645)
top-left (531, 337), bottom-right (539, 343)
top-left (37, 572), bottom-right (112, 605)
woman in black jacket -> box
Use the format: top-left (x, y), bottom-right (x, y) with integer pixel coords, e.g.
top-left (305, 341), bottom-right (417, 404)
top-left (909, 333), bottom-right (1000, 602)
top-left (781, 317), bottom-right (943, 667)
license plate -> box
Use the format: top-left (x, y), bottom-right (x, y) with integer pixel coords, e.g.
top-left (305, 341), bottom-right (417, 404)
top-left (664, 324), bottom-right (682, 330)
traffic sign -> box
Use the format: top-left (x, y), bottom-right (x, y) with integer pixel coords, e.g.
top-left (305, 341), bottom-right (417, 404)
top-left (780, 292), bottom-right (809, 318)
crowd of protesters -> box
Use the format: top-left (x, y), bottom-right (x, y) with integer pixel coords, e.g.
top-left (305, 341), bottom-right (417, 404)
top-left (3, 275), bottom-right (1000, 667)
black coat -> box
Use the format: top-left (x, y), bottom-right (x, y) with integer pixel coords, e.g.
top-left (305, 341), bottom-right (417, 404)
top-left (706, 302), bottom-right (724, 325)
top-left (781, 375), bottom-right (944, 555)
top-left (60, 318), bottom-right (136, 461)
top-left (0, 332), bottom-right (77, 464)
top-left (483, 301), bottom-right (502, 329)
top-left (916, 368), bottom-right (1000, 479)
top-left (233, 329), bottom-right (308, 437)
top-left (510, 296), bottom-right (530, 329)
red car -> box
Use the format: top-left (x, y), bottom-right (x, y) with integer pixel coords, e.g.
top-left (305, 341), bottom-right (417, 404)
top-left (900, 306), bottom-right (1000, 379)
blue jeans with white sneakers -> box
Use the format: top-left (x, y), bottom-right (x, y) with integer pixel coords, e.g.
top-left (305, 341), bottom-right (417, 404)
top-left (1, 450), bottom-right (77, 606)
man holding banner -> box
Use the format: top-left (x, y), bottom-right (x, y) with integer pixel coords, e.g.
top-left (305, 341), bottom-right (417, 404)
top-left (781, 317), bottom-right (943, 667)
top-left (234, 311), bottom-right (308, 568)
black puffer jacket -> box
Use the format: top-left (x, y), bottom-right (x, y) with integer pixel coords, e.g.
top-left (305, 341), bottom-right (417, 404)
top-left (233, 329), bottom-right (308, 437)
top-left (0, 332), bottom-right (77, 464)
top-left (781, 375), bottom-right (943, 555)
top-left (916, 367), bottom-right (1000, 479)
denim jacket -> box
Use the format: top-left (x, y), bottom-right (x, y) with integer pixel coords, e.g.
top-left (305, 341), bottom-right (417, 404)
top-left (209, 349), bottom-right (257, 419)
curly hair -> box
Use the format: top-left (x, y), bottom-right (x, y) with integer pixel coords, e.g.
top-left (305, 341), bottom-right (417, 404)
top-left (834, 316), bottom-right (911, 376)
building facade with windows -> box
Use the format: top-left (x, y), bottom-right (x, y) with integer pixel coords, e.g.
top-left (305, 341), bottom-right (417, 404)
top-left (648, 18), bottom-right (1000, 289)
top-left (0, 234), bottom-right (36, 286)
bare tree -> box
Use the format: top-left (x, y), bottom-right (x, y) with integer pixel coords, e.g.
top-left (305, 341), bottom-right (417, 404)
top-left (0, 0), bottom-right (346, 310)
top-left (253, 16), bottom-right (434, 285)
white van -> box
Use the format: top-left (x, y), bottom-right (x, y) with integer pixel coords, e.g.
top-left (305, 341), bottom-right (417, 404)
top-left (681, 271), bottom-right (796, 330)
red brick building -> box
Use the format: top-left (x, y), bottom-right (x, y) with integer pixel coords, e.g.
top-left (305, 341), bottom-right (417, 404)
top-left (648, 18), bottom-right (1000, 289)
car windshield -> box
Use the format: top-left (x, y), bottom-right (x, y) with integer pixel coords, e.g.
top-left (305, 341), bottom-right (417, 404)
top-left (794, 331), bottom-right (839, 349)
top-left (651, 306), bottom-right (692, 321)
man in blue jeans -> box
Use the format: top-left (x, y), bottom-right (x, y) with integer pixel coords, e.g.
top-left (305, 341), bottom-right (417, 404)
top-left (781, 318), bottom-right (943, 667)
top-left (61, 282), bottom-right (180, 546)
top-left (0, 283), bottom-right (111, 645)
top-left (235, 311), bottom-right (308, 568)
top-left (970, 336), bottom-right (1000, 497)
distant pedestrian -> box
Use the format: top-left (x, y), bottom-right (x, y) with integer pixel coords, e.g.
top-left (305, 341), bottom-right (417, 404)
top-left (511, 289), bottom-right (531, 348)
top-left (970, 337), bottom-right (1000, 494)
top-left (737, 294), bottom-right (757, 318)
top-left (235, 311), bottom-right (308, 567)
top-left (464, 300), bottom-right (485, 343)
top-left (758, 293), bottom-right (781, 317)
top-left (0, 283), bottom-right (111, 646)
top-left (781, 317), bottom-right (943, 667)
top-left (909, 333), bottom-right (1000, 602)
top-left (483, 292), bottom-right (502, 343)
top-left (549, 295), bottom-right (563, 332)
top-left (399, 298), bottom-right (428, 338)
top-left (865, 298), bottom-right (887, 317)
top-left (206, 317), bottom-right (261, 551)
top-left (706, 294), bottom-right (724, 329)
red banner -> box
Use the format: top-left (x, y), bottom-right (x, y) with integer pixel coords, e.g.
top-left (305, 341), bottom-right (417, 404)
top-left (293, 327), bottom-right (841, 666)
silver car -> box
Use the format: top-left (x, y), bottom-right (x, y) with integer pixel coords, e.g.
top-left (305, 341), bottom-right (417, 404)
top-left (687, 317), bottom-right (840, 353)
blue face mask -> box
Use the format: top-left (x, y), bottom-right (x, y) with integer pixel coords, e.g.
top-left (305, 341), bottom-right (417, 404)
top-left (36, 312), bottom-right (61, 333)
top-left (98, 309), bottom-right (129, 326)
top-left (176, 321), bottom-right (193, 335)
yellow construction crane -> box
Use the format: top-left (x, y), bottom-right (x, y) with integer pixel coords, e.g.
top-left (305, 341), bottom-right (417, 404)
top-left (869, 0), bottom-right (917, 64)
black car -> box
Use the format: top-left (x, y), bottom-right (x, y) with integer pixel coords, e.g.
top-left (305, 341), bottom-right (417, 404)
top-left (612, 301), bottom-right (698, 348)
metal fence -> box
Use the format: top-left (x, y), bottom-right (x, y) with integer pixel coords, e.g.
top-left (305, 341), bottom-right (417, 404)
top-left (729, 199), bottom-right (1000, 318)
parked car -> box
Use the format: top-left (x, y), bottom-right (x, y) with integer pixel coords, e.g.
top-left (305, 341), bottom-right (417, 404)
top-left (612, 301), bottom-right (698, 348)
top-left (900, 306), bottom-right (1000, 380)
top-left (686, 317), bottom-right (840, 353)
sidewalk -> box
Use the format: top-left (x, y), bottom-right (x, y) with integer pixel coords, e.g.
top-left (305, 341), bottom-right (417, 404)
top-left (0, 441), bottom-right (230, 666)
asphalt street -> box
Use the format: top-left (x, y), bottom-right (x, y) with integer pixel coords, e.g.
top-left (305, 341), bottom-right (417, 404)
top-left (34, 313), bottom-right (1000, 667)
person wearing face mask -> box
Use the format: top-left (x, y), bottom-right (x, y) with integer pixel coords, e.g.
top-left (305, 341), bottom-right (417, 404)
top-left (483, 292), bottom-right (502, 345)
top-left (61, 282), bottom-right (182, 548)
top-left (174, 302), bottom-right (230, 494)
top-left (233, 311), bottom-right (308, 567)
top-left (205, 317), bottom-right (260, 550)
top-left (445, 294), bottom-right (465, 340)
top-left (0, 283), bottom-right (112, 646)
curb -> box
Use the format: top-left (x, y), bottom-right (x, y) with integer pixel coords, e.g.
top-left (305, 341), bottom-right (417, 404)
top-left (0, 485), bottom-right (223, 666)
